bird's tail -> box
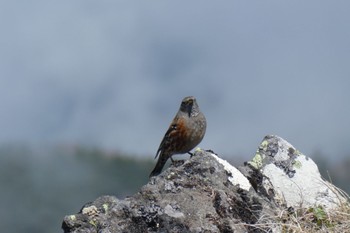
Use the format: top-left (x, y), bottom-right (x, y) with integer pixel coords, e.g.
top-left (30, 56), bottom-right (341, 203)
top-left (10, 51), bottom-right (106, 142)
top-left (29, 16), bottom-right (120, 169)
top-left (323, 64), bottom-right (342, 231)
top-left (149, 155), bottom-right (168, 177)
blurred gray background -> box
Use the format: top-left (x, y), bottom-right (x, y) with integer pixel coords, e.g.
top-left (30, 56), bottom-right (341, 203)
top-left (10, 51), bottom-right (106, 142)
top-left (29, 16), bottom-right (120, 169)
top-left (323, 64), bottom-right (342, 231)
top-left (1, 1), bottom-right (349, 232)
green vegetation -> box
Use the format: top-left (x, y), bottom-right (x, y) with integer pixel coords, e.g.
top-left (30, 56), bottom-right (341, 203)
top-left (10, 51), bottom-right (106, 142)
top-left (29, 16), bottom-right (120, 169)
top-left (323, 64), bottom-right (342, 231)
top-left (0, 145), bottom-right (154, 233)
top-left (246, 190), bottom-right (350, 232)
top-left (278, 198), bottom-right (350, 232)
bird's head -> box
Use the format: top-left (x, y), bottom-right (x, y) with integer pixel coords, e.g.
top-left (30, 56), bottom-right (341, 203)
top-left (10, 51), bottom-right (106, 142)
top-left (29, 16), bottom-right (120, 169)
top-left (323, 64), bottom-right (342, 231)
top-left (180, 96), bottom-right (200, 117)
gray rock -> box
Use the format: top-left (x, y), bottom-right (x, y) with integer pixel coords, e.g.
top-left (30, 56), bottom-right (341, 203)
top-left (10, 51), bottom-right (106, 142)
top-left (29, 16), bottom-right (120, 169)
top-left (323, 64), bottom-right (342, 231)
top-left (62, 135), bottom-right (347, 233)
top-left (244, 135), bottom-right (346, 210)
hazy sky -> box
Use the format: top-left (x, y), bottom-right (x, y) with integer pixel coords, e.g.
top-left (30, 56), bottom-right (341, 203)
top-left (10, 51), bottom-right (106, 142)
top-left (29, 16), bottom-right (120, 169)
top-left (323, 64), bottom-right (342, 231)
top-left (1, 1), bottom-right (349, 159)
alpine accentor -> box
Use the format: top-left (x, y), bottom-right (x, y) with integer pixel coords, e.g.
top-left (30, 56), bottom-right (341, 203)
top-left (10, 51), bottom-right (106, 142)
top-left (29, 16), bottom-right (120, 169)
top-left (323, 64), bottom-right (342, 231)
top-left (150, 96), bottom-right (206, 177)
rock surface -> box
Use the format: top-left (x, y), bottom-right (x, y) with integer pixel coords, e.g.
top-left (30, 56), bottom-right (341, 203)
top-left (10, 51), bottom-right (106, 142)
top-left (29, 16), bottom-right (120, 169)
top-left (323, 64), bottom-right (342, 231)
top-left (241, 135), bottom-right (345, 210)
top-left (62, 135), bottom-right (347, 233)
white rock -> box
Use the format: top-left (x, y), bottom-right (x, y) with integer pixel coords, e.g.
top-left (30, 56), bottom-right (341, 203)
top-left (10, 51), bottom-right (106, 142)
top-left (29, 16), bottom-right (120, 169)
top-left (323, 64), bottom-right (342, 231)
top-left (211, 153), bottom-right (251, 191)
top-left (259, 135), bottom-right (346, 210)
top-left (164, 204), bottom-right (185, 218)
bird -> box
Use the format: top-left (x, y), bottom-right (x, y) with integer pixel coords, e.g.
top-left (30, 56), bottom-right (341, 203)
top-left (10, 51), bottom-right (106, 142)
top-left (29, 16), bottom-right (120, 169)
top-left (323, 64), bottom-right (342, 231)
top-left (149, 96), bottom-right (206, 177)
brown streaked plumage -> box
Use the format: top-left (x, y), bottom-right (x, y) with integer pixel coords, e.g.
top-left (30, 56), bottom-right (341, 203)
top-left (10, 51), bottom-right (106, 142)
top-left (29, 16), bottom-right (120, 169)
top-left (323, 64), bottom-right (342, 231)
top-left (150, 96), bottom-right (206, 177)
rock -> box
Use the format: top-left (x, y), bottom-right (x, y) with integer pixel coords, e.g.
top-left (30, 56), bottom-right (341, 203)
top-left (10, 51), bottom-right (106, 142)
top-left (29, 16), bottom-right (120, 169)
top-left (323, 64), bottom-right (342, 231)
top-left (242, 135), bottom-right (346, 210)
top-left (62, 135), bottom-right (348, 233)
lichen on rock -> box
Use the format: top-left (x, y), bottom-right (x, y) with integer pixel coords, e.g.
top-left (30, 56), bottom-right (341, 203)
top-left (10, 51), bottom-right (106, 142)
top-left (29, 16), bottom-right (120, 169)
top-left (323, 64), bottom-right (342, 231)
top-left (62, 136), bottom-right (348, 233)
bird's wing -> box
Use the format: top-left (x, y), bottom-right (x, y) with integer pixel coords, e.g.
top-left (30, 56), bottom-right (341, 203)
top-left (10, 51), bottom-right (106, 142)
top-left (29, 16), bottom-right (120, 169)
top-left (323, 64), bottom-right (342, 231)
top-left (154, 122), bottom-right (177, 159)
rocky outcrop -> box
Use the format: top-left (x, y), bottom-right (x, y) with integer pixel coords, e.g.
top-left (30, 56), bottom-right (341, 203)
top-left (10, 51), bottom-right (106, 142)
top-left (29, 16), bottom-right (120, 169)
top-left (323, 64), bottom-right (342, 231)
top-left (62, 135), bottom-right (348, 233)
top-left (241, 135), bottom-right (345, 211)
